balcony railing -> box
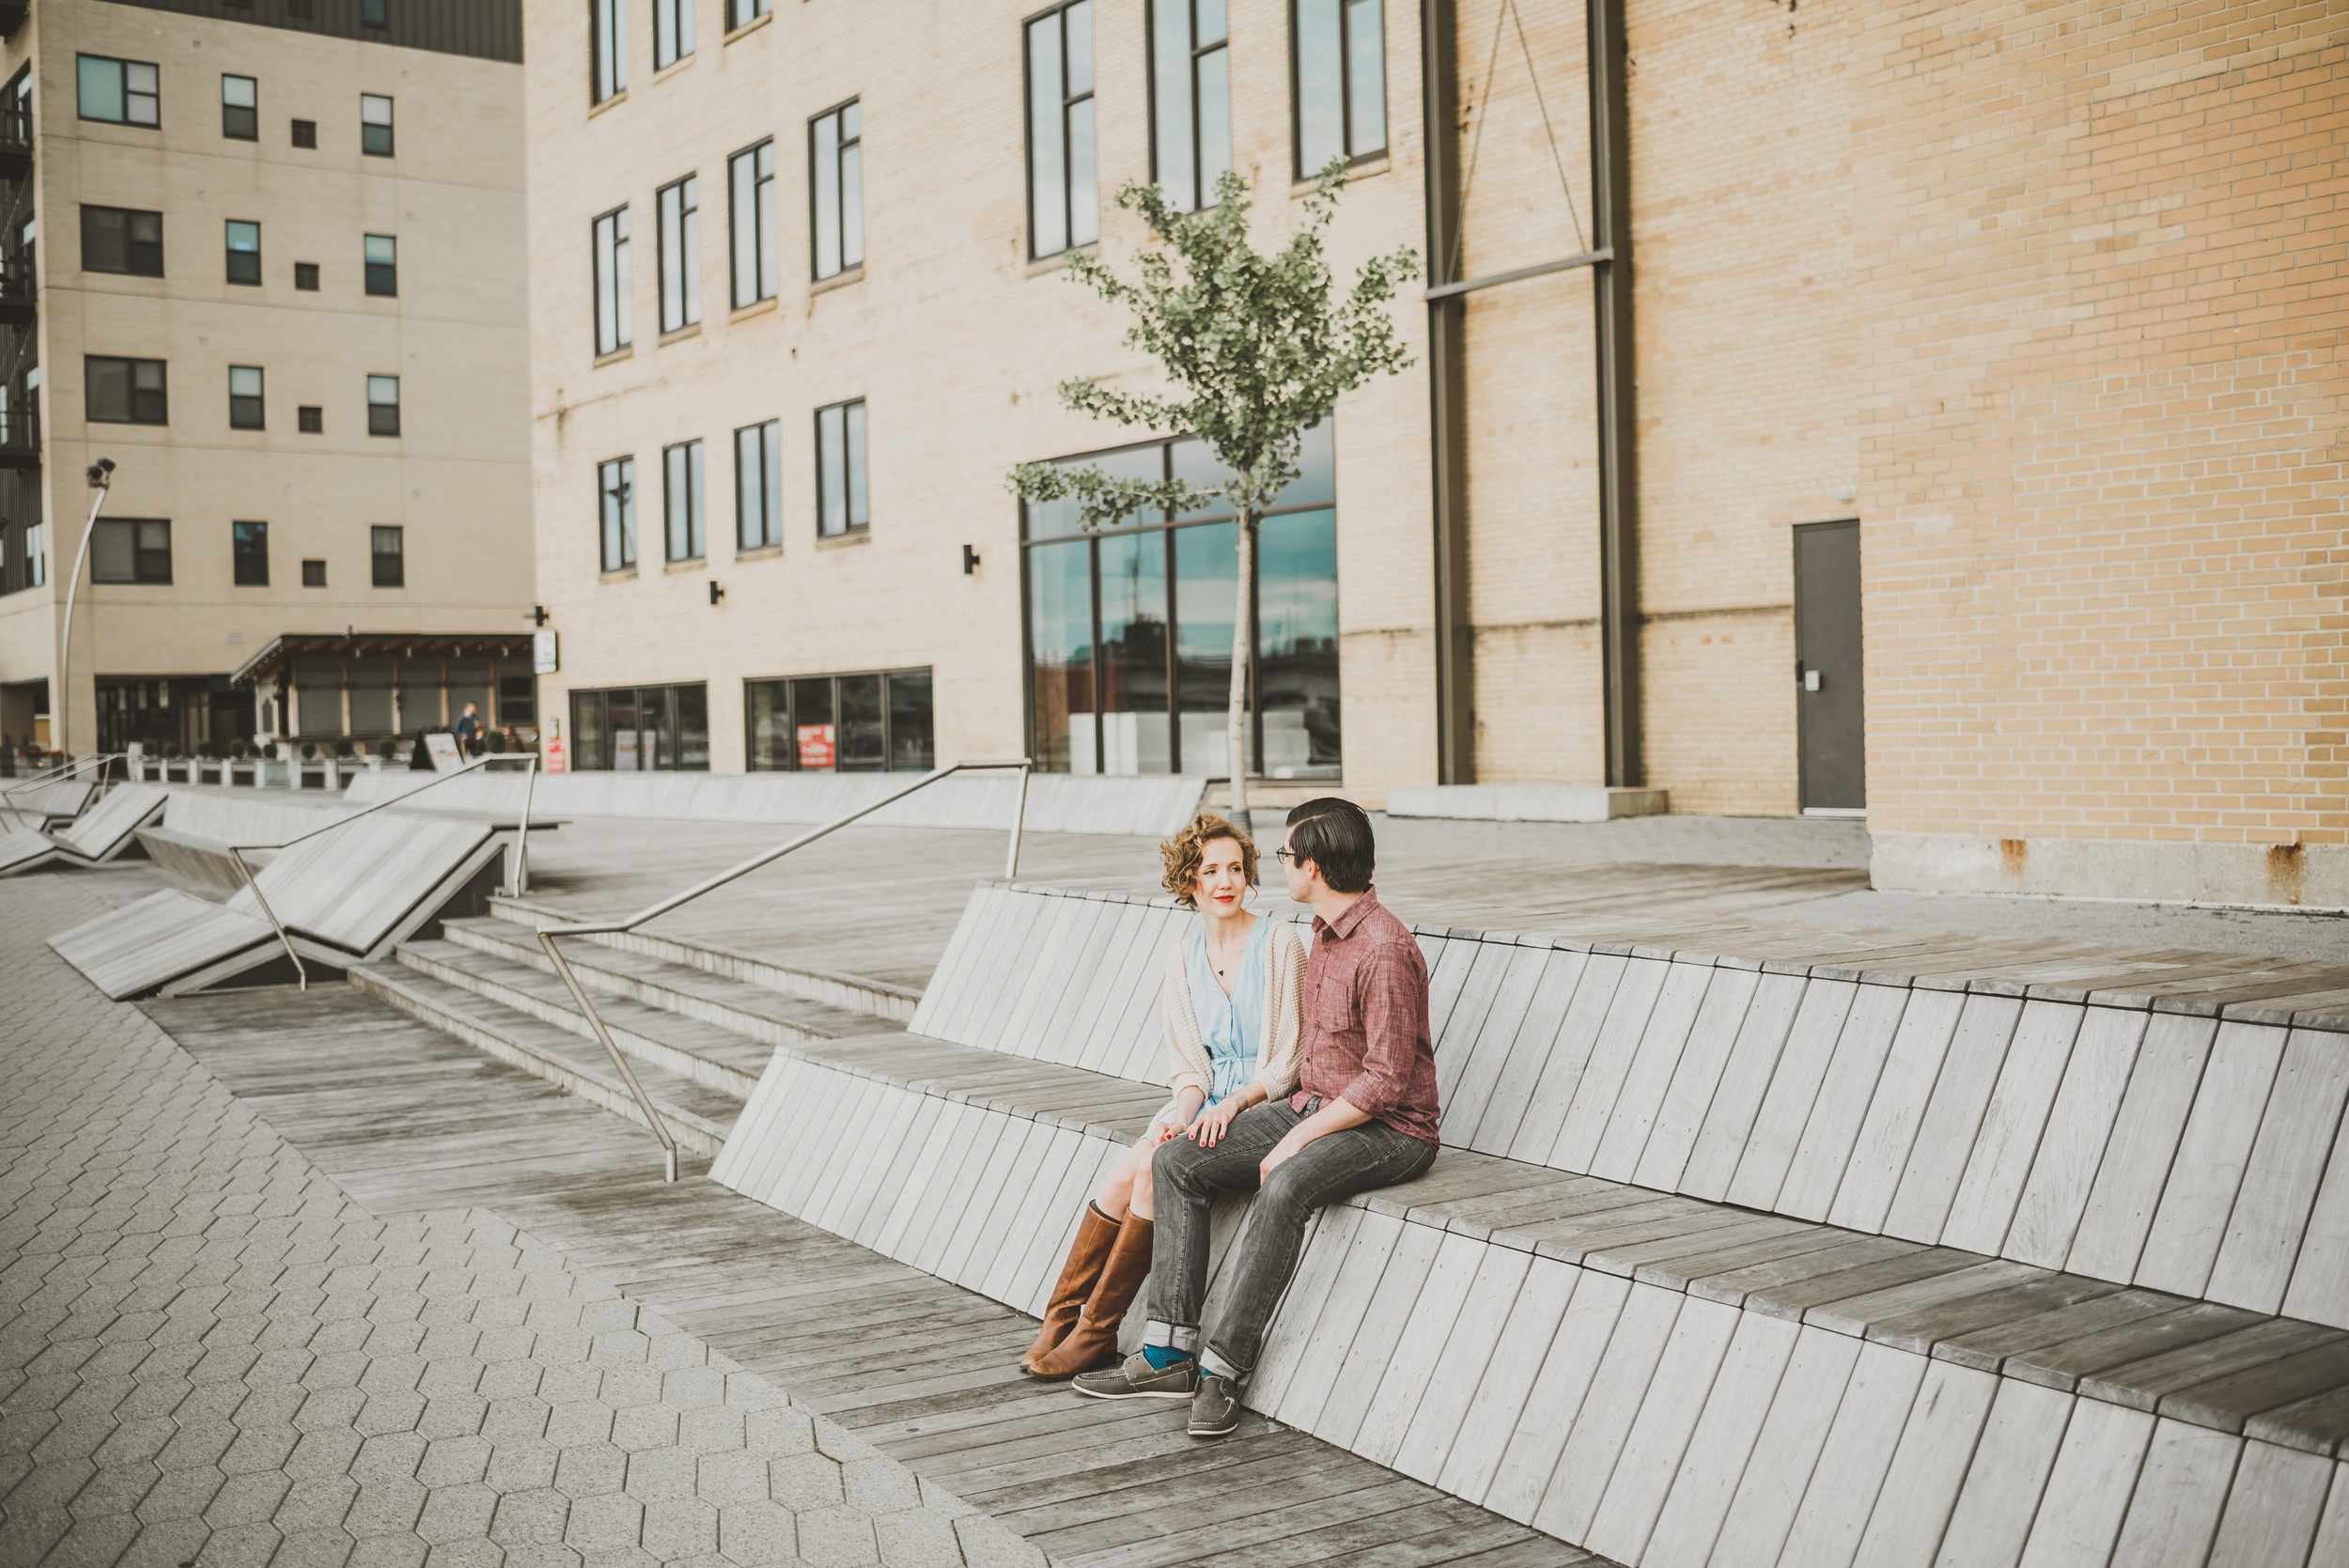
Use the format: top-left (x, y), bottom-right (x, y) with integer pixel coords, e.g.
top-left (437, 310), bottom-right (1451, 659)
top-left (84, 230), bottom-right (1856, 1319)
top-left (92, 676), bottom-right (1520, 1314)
top-left (0, 405), bottom-right (39, 471)
top-left (0, 105), bottom-right (27, 180)
top-left (0, 259), bottom-right (33, 327)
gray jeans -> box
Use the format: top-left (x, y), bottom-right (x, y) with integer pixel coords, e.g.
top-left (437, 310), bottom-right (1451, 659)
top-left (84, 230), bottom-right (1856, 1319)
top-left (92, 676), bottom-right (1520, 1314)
top-left (1144, 1099), bottom-right (1437, 1383)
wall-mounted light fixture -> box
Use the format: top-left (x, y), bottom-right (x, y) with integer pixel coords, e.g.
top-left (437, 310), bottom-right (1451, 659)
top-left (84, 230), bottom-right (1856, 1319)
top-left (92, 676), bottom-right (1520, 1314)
top-left (708, 581), bottom-right (725, 606)
top-left (963, 545), bottom-right (982, 575)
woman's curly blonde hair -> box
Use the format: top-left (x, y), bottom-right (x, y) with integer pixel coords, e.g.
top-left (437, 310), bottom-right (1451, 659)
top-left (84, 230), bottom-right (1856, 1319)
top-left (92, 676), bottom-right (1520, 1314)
top-left (1160, 812), bottom-right (1258, 907)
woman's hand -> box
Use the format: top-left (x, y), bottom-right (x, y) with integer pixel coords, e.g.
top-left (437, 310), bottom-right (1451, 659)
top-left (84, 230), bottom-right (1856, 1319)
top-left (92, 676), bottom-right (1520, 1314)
top-left (1143, 1117), bottom-right (1186, 1146)
top-left (1189, 1097), bottom-right (1243, 1147)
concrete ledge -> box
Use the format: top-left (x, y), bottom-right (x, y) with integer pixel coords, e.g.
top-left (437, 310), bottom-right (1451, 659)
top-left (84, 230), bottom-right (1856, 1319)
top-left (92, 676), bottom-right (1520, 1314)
top-left (1873, 831), bottom-right (2349, 910)
top-left (1386, 784), bottom-right (1670, 822)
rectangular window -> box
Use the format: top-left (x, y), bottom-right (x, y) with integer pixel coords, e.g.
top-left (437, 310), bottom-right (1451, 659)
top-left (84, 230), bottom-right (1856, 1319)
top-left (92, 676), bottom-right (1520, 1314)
top-left (233, 520), bottom-right (268, 585)
top-left (727, 0), bottom-right (770, 28)
top-left (78, 56), bottom-right (160, 127)
top-left (599, 456), bottom-right (636, 570)
top-left (295, 261), bottom-right (319, 290)
top-left (366, 374), bottom-right (399, 437)
top-left (568, 684), bottom-right (708, 771)
top-left (360, 93), bottom-right (393, 156)
top-left (1025, 1), bottom-right (1097, 258)
top-left (728, 140), bottom-right (777, 307)
top-left (228, 365), bottom-right (264, 429)
top-left (745, 669), bottom-right (932, 772)
top-left (815, 398), bottom-right (868, 537)
top-left (372, 525), bottom-right (404, 587)
top-left (655, 0), bottom-right (693, 70)
top-left (291, 117), bottom-right (317, 148)
top-left (23, 522), bottom-right (43, 588)
top-left (593, 206), bottom-right (631, 354)
top-left (663, 439), bottom-right (706, 561)
top-left (81, 206), bottom-right (163, 276)
top-left (222, 73), bottom-right (257, 140)
top-left (592, 0), bottom-right (627, 102)
top-left (303, 558), bottom-right (327, 587)
top-left (809, 101), bottom-right (863, 280)
top-left (86, 356), bottom-right (167, 424)
top-left (1293, 0), bottom-right (1384, 177)
top-left (363, 0), bottom-right (389, 26)
top-left (658, 175), bottom-right (700, 332)
top-left (734, 419), bottom-right (781, 551)
top-left (1152, 0), bottom-right (1230, 211)
top-left (92, 519), bottom-right (172, 584)
top-left (298, 405), bottom-right (322, 433)
top-left (364, 234), bottom-right (397, 296)
top-left (226, 220), bottom-right (260, 285)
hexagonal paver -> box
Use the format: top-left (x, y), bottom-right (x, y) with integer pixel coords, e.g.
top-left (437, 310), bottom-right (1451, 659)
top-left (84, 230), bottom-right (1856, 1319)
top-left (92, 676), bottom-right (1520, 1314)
top-left (561, 1490), bottom-right (643, 1553)
top-left (489, 1486), bottom-right (571, 1547)
top-left (606, 1404), bottom-right (676, 1452)
top-left (620, 1445), bottom-right (697, 1504)
top-left (795, 1505), bottom-right (880, 1568)
top-left (340, 1475), bottom-right (428, 1538)
top-left (415, 1481), bottom-right (500, 1544)
top-left (769, 1452), bottom-right (845, 1510)
top-left (639, 1496), bottom-right (720, 1560)
top-left (693, 1449), bottom-right (770, 1510)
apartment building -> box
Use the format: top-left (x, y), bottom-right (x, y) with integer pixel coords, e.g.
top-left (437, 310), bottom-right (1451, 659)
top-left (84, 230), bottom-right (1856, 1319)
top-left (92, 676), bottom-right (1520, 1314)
top-left (532, 1), bottom-right (2346, 908)
top-left (0, 0), bottom-right (536, 762)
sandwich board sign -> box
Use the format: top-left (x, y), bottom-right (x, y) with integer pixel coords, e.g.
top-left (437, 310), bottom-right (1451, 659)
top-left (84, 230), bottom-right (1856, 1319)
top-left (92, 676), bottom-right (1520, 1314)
top-left (424, 731), bottom-right (465, 772)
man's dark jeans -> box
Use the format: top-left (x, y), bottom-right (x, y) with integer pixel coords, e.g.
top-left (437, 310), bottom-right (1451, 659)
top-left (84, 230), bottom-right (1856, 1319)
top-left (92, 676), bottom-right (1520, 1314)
top-left (1145, 1100), bottom-right (1436, 1383)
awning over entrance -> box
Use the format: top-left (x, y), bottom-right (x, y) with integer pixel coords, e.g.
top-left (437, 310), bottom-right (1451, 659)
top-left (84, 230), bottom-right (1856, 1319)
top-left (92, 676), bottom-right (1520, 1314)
top-left (229, 631), bottom-right (537, 688)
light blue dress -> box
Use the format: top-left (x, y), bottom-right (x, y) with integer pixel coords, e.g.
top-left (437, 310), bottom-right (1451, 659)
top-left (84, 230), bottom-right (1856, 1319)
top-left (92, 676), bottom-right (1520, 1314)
top-left (1186, 915), bottom-right (1271, 1109)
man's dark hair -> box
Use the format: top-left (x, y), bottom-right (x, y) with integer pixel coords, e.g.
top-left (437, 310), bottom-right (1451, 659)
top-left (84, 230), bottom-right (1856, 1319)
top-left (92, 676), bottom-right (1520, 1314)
top-left (1285, 797), bottom-right (1375, 893)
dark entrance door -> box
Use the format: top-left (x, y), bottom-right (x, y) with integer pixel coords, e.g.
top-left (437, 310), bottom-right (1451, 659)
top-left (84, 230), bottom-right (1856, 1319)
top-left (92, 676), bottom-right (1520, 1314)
top-left (1794, 520), bottom-right (1865, 812)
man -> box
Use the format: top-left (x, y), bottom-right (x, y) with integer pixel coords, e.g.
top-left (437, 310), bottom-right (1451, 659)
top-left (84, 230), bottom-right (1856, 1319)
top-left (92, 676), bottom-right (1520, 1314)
top-left (453, 702), bottom-right (485, 758)
top-left (1073, 797), bottom-right (1440, 1437)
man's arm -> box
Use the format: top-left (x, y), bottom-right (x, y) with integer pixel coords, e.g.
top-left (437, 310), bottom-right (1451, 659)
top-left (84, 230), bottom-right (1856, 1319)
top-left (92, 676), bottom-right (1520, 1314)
top-left (1261, 1094), bottom-right (1370, 1177)
top-left (1261, 943), bottom-right (1424, 1175)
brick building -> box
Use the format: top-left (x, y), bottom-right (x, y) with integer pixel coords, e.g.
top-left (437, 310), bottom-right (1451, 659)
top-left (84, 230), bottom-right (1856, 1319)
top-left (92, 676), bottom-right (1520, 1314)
top-left (526, 0), bottom-right (2346, 908)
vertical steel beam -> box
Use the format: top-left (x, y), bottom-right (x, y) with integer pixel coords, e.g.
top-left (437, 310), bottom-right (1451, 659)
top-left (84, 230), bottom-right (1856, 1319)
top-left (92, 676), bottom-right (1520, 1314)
top-left (1589, 0), bottom-right (1641, 786)
top-left (1423, 0), bottom-right (1474, 784)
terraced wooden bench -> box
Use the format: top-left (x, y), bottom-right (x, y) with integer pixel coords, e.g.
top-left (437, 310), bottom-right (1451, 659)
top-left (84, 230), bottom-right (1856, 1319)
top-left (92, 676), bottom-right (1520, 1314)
top-left (0, 784), bottom-right (169, 877)
top-left (705, 882), bottom-right (2349, 1568)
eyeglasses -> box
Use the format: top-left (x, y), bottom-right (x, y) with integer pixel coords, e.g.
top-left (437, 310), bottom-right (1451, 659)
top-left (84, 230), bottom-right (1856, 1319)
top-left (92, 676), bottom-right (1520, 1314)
top-left (1275, 847), bottom-right (1298, 864)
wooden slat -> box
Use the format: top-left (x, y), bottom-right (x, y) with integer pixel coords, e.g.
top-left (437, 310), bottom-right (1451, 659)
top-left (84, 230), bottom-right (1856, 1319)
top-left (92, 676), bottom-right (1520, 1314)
top-left (904, 1102), bottom-right (1001, 1275)
top-left (855, 1094), bottom-right (947, 1250)
top-left (2001, 1005), bottom-right (2151, 1269)
top-left (1527, 1278), bottom-right (1686, 1543)
top-left (1483, 1267), bottom-right (1626, 1521)
top-left (1392, 1244), bottom-right (1532, 1483)
top-left (2002, 1301), bottom-right (2266, 1395)
top-left (1442, 945), bottom-right (1554, 1152)
top-left (1037, 899), bottom-right (1129, 1066)
top-left (1703, 1325), bottom-right (1864, 1568)
top-left (1507, 954), bottom-right (1626, 1167)
top-left (48, 887), bottom-right (275, 999)
top-left (2135, 1021), bottom-right (2292, 1298)
top-left (1580, 1293), bottom-right (1741, 1564)
top-left (2204, 1437), bottom-right (2335, 1566)
top-left (1676, 970), bottom-right (1808, 1203)
top-left (2282, 1107), bottom-right (2349, 1331)
top-left (960, 890), bottom-right (1056, 1050)
top-left (1313, 1219), bottom-right (1447, 1452)
top-left (983, 1123), bottom-right (1086, 1305)
top-left (2065, 1013), bottom-right (2220, 1284)
top-left (906, 884), bottom-right (996, 1037)
top-left (1937, 1000), bottom-right (2091, 1258)
top-left (1063, 902), bottom-right (1153, 1073)
top-left (2205, 1029), bottom-right (2349, 1316)
top-left (1434, 942), bottom-right (1519, 1102)
top-left (989, 897), bottom-right (1094, 1060)
top-left (2081, 1318), bottom-right (2345, 1417)
top-left (1588, 960), bottom-right (1717, 1183)
top-left (1724, 978), bottom-right (1869, 1212)
top-left (940, 1114), bottom-right (1047, 1287)
top-left (1637, 1309), bottom-right (1799, 1568)
top-left (1823, 986), bottom-right (1969, 1233)
top-left (1436, 1256), bottom-right (1579, 1506)
top-left (1096, 906), bottom-right (1186, 1082)
top-left (1466, 949), bottom-right (1589, 1157)
top-left (1548, 956), bottom-right (1673, 1172)
top-left (1355, 1231), bottom-right (1487, 1467)
top-left (1278, 1209), bottom-right (1408, 1436)
top-left (2107, 1420), bottom-right (2241, 1568)
top-left (1878, 992), bottom-right (2027, 1244)
top-left (1773, 981), bottom-right (1925, 1224)
top-left (1632, 964), bottom-right (1762, 1194)
top-left (1924, 1376), bottom-right (2074, 1568)
top-left (1847, 1358), bottom-right (1999, 1568)
top-left (1772, 1339), bottom-right (1930, 1568)
top-left (801, 1075), bottom-right (890, 1225)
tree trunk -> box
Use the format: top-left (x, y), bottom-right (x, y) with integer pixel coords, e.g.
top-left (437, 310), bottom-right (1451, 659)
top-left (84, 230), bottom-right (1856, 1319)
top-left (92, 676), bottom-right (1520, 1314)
top-left (1225, 498), bottom-right (1254, 820)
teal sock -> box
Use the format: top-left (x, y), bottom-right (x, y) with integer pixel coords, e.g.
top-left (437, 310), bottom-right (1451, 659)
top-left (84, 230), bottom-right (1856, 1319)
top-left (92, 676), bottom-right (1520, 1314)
top-left (1142, 1344), bottom-right (1194, 1372)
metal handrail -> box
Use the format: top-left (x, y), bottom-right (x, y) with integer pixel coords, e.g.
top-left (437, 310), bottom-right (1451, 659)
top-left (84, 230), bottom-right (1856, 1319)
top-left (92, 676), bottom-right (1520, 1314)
top-left (536, 757), bottom-right (1034, 1182)
top-left (229, 752), bottom-right (542, 993)
top-left (1, 752), bottom-right (126, 800)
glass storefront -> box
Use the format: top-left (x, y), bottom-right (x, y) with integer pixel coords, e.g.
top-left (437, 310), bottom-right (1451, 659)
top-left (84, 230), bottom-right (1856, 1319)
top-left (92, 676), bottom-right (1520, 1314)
top-left (95, 676), bottom-right (255, 757)
top-left (744, 668), bottom-right (933, 772)
top-left (568, 683), bottom-right (710, 770)
top-left (1022, 421), bottom-right (1339, 778)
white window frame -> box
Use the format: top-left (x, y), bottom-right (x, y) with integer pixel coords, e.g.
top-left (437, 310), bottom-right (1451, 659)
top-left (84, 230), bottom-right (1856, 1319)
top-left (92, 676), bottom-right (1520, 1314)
top-left (729, 140), bottom-right (778, 308)
top-left (664, 439), bottom-right (706, 562)
top-left (658, 175), bottom-right (701, 333)
top-left (1024, 1), bottom-right (1097, 259)
top-left (594, 206), bottom-right (632, 355)
top-left (810, 101), bottom-right (863, 281)
top-left (735, 419), bottom-right (782, 551)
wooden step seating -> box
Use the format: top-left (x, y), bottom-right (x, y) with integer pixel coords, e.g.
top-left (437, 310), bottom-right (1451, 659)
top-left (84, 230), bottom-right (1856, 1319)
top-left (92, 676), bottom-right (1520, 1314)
top-left (0, 775), bottom-right (97, 827)
top-left (0, 782), bottom-right (168, 876)
top-left (700, 883), bottom-right (2349, 1567)
top-left (49, 812), bottom-right (517, 998)
top-left (347, 910), bottom-right (913, 1157)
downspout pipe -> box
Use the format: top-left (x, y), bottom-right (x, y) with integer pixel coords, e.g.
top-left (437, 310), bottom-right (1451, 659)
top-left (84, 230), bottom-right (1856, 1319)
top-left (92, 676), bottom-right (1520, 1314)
top-left (54, 458), bottom-right (115, 757)
top-left (1423, 0), bottom-right (1474, 784)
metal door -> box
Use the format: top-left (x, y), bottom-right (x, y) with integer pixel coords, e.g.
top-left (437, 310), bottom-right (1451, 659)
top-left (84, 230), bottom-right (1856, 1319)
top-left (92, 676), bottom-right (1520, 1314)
top-left (1794, 520), bottom-right (1865, 812)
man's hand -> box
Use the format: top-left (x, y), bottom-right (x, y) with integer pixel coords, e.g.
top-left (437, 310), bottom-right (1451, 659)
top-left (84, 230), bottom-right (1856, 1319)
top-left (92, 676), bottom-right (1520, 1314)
top-left (1260, 1096), bottom-right (1372, 1181)
top-left (1259, 1126), bottom-right (1313, 1179)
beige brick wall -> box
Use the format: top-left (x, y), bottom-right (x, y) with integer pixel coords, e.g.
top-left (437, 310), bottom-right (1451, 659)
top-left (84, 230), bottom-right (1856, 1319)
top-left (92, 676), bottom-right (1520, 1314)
top-left (0, 1), bottom-right (534, 752)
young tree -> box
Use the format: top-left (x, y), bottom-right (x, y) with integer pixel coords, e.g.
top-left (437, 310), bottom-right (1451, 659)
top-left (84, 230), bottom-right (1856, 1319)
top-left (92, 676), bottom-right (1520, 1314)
top-left (1010, 165), bottom-right (1418, 816)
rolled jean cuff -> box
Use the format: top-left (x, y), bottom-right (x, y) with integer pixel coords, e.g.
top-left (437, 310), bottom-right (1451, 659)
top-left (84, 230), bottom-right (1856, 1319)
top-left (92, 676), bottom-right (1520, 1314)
top-left (1144, 1320), bottom-right (1200, 1355)
top-left (1199, 1348), bottom-right (1244, 1383)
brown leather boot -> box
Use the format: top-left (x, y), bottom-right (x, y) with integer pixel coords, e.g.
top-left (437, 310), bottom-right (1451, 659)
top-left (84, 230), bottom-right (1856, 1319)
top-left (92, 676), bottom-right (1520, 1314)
top-left (1028, 1216), bottom-right (1154, 1380)
top-left (1021, 1204), bottom-right (1122, 1374)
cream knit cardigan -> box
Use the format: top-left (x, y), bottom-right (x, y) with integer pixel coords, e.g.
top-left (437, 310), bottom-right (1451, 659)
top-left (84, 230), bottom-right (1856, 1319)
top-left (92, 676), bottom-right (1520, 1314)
top-left (1156, 913), bottom-right (1307, 1126)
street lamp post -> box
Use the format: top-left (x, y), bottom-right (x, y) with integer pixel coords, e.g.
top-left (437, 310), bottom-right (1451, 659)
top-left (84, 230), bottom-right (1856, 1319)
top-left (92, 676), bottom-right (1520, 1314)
top-left (54, 458), bottom-right (116, 757)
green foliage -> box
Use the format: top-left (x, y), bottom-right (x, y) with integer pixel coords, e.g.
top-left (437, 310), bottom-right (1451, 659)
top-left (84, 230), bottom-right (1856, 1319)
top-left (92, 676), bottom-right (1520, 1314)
top-left (1009, 163), bottom-right (1420, 531)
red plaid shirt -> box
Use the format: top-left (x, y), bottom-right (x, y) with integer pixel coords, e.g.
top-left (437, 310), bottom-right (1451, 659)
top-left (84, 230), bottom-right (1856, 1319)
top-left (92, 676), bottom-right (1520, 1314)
top-left (1291, 889), bottom-right (1441, 1147)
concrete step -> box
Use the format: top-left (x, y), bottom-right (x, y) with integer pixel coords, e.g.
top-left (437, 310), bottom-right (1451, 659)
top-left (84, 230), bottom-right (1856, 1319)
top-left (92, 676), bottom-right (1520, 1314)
top-left (349, 959), bottom-right (733, 1157)
top-left (486, 893), bottom-right (921, 1022)
top-left (395, 938), bottom-right (771, 1102)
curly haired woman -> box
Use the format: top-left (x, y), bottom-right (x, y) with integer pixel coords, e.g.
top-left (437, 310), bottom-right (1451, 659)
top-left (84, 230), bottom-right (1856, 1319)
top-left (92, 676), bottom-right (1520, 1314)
top-left (1020, 811), bottom-right (1305, 1379)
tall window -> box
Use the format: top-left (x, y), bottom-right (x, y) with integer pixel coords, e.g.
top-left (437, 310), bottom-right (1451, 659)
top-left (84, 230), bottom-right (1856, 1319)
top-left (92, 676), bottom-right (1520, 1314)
top-left (663, 439), bottom-right (705, 561)
top-left (594, 206), bottom-right (631, 355)
top-left (86, 357), bottom-right (167, 424)
top-left (568, 684), bottom-right (709, 771)
top-left (228, 365), bottom-right (264, 429)
top-left (1025, 2), bottom-right (1097, 258)
top-left (658, 175), bottom-right (700, 332)
top-left (82, 206), bottom-right (163, 276)
top-left (92, 520), bottom-right (172, 583)
top-left (1023, 421), bottom-right (1340, 777)
top-left (1292, 0), bottom-right (1384, 176)
top-left (78, 56), bottom-right (159, 127)
top-left (372, 526), bottom-right (404, 587)
top-left (735, 420), bottom-right (781, 551)
top-left (809, 101), bottom-right (862, 281)
top-left (592, 0), bottom-right (627, 102)
top-left (1152, 0), bottom-right (1230, 211)
top-left (364, 234), bottom-right (397, 296)
top-left (233, 520), bottom-right (268, 585)
top-left (22, 523), bottom-right (42, 588)
top-left (746, 669), bottom-right (932, 772)
top-left (221, 74), bottom-right (257, 140)
top-left (599, 457), bottom-right (636, 570)
top-left (727, 0), bottom-right (771, 29)
top-left (366, 374), bottom-right (399, 436)
top-left (655, 0), bottom-right (693, 70)
top-left (728, 140), bottom-right (777, 307)
top-left (226, 220), bottom-right (260, 285)
top-left (815, 399), bottom-right (867, 537)
top-left (360, 93), bottom-right (394, 156)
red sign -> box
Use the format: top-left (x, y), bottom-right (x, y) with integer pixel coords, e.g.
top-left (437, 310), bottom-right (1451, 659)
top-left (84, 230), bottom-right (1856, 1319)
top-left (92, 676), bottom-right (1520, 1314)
top-left (543, 721), bottom-right (567, 774)
top-left (797, 723), bottom-right (836, 770)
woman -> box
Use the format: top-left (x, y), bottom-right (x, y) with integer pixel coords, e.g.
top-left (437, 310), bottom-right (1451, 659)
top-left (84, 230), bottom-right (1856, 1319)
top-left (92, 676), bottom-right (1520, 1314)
top-left (1020, 811), bottom-right (1305, 1379)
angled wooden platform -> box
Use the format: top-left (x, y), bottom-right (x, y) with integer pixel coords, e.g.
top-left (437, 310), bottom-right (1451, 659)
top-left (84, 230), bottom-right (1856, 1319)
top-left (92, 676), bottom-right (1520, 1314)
top-left (0, 782), bottom-right (167, 877)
